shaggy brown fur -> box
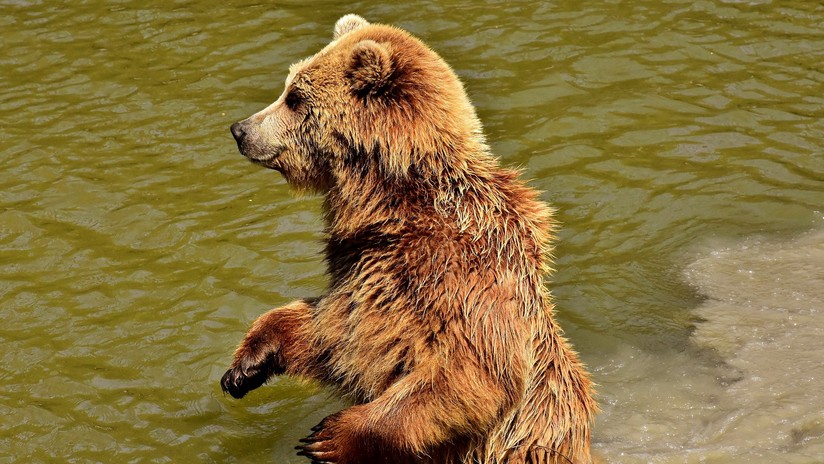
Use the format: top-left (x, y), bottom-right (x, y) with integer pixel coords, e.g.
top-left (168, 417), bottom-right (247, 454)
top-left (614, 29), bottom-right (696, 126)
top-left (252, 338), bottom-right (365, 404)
top-left (222, 14), bottom-right (597, 464)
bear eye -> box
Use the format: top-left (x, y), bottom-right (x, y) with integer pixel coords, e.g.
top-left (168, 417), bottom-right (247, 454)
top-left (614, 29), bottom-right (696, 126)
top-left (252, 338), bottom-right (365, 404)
top-left (284, 90), bottom-right (303, 110)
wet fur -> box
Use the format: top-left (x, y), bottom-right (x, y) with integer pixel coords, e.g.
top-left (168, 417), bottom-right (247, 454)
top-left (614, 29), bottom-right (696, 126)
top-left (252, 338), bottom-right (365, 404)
top-left (222, 15), bottom-right (596, 464)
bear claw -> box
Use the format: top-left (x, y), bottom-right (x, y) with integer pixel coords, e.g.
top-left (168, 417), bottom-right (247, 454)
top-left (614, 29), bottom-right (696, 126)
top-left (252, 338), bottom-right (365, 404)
top-left (220, 365), bottom-right (263, 398)
top-left (220, 368), bottom-right (250, 398)
top-left (220, 350), bottom-right (281, 399)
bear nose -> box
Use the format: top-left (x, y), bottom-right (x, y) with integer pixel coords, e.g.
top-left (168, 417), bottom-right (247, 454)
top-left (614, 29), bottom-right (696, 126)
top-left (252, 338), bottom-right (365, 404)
top-left (230, 122), bottom-right (246, 142)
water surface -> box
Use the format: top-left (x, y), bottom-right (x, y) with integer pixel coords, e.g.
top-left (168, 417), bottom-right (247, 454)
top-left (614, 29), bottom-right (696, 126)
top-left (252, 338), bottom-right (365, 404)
top-left (1, 1), bottom-right (823, 462)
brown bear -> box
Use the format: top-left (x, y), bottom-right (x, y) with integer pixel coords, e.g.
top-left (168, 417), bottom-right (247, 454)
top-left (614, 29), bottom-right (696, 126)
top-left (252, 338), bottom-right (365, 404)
top-left (222, 14), bottom-right (597, 464)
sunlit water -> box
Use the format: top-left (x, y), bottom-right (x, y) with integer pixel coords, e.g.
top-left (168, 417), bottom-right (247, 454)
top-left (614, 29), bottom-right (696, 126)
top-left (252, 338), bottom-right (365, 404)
top-left (596, 230), bottom-right (824, 463)
top-left (1, 1), bottom-right (822, 463)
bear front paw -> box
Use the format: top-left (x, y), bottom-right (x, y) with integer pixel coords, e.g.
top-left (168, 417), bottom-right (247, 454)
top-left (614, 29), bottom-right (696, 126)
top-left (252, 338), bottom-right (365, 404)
top-left (296, 412), bottom-right (362, 464)
top-left (296, 407), bottom-right (396, 464)
top-left (295, 413), bottom-right (351, 464)
top-left (220, 349), bottom-right (282, 399)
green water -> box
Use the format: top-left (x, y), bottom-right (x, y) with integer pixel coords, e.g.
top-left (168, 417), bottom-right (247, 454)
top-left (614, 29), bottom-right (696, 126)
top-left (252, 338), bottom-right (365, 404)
top-left (1, 1), bottom-right (823, 462)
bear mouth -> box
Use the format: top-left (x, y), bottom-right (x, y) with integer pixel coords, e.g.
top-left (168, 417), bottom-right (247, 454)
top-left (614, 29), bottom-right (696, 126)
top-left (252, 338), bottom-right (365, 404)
top-left (245, 147), bottom-right (284, 171)
top-left (249, 157), bottom-right (282, 171)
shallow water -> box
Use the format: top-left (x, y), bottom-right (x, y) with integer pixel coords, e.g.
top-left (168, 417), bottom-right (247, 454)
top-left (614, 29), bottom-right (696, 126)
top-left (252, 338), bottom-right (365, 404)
top-left (1, 1), bottom-right (823, 463)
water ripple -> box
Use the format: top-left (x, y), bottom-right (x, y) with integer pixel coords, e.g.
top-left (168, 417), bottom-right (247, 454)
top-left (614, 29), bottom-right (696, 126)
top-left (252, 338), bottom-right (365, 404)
top-left (1, 1), bottom-right (823, 463)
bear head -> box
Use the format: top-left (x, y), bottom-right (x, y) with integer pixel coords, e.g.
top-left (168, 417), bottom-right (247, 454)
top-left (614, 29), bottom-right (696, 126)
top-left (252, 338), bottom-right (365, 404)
top-left (230, 15), bottom-right (485, 193)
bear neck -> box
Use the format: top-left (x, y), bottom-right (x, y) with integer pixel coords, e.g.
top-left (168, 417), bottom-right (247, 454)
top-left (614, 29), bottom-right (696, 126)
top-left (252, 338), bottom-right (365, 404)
top-left (323, 143), bottom-right (525, 241)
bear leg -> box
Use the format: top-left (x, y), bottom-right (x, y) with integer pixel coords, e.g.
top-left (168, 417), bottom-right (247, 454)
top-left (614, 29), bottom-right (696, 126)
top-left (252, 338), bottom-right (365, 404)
top-left (297, 362), bottom-right (517, 463)
top-left (221, 299), bottom-right (322, 398)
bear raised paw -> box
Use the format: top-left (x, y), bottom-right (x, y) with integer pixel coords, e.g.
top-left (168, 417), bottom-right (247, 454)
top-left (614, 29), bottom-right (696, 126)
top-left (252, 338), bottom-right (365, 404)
top-left (223, 14), bottom-right (597, 464)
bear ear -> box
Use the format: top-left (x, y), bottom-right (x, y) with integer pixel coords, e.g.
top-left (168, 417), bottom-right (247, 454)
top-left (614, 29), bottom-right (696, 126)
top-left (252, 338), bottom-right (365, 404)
top-left (347, 40), bottom-right (393, 96)
top-left (334, 14), bottom-right (369, 40)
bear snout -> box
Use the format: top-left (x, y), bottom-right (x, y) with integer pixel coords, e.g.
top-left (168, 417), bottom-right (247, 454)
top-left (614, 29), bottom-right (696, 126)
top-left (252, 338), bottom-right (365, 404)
top-left (230, 121), bottom-right (258, 160)
top-left (229, 120), bottom-right (284, 168)
top-left (230, 121), bottom-right (246, 145)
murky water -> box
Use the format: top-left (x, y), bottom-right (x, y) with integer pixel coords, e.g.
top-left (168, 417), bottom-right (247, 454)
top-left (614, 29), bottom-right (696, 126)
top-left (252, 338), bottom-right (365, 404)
top-left (1, 1), bottom-right (823, 463)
